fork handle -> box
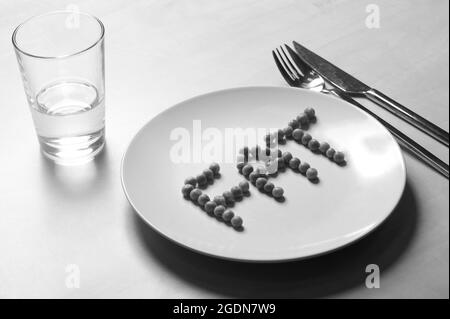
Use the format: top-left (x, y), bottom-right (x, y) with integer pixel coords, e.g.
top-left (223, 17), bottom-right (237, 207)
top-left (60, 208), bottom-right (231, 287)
top-left (365, 89), bottom-right (449, 147)
top-left (329, 90), bottom-right (449, 179)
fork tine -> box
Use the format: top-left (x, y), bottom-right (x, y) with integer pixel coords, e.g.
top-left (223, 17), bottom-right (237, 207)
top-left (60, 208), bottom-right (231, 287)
top-left (284, 44), bottom-right (312, 76)
top-left (272, 50), bottom-right (296, 86)
top-left (280, 45), bottom-right (303, 77)
top-left (275, 47), bottom-right (299, 81)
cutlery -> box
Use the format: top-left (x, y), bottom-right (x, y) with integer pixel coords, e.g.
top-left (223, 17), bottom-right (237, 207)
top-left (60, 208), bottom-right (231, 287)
top-left (272, 45), bottom-right (449, 179)
top-left (292, 41), bottom-right (449, 147)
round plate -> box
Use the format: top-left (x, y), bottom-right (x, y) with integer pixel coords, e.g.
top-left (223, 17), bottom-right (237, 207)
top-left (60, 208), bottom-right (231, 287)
top-left (121, 87), bottom-right (406, 262)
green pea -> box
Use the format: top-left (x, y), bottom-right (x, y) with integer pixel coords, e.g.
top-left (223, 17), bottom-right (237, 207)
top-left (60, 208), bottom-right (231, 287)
top-left (263, 182), bottom-right (274, 193)
top-left (282, 151), bottom-right (293, 164)
top-left (255, 177), bottom-right (268, 189)
top-left (231, 216), bottom-right (243, 228)
top-left (326, 148), bottom-right (336, 159)
top-left (196, 173), bottom-right (207, 186)
top-left (292, 129), bottom-right (304, 141)
top-left (204, 201), bottom-right (217, 213)
top-left (299, 162), bottom-right (310, 174)
top-left (308, 139), bottom-right (320, 151)
top-left (306, 168), bottom-right (318, 180)
top-left (288, 119), bottom-right (299, 129)
top-left (197, 194), bottom-right (210, 206)
top-left (283, 126), bottom-right (293, 138)
top-left (223, 191), bottom-right (234, 204)
top-left (297, 114), bottom-right (309, 127)
top-left (249, 171), bottom-right (259, 184)
top-left (209, 162), bottom-right (220, 175)
top-left (289, 157), bottom-right (301, 170)
top-left (301, 133), bottom-right (312, 146)
top-left (305, 107), bottom-right (316, 122)
top-left (255, 166), bottom-right (268, 177)
top-left (213, 195), bottom-right (226, 206)
top-left (182, 184), bottom-right (195, 197)
top-left (242, 164), bottom-right (254, 176)
top-left (334, 151), bottom-right (346, 163)
top-left (203, 168), bottom-right (214, 181)
top-left (304, 107), bottom-right (316, 117)
top-left (231, 186), bottom-right (243, 199)
top-left (184, 176), bottom-right (197, 186)
top-left (189, 188), bottom-right (202, 201)
top-left (319, 142), bottom-right (330, 154)
top-left (214, 205), bottom-right (226, 218)
top-left (272, 187), bottom-right (284, 198)
top-left (239, 181), bottom-right (250, 193)
top-left (222, 210), bottom-right (235, 222)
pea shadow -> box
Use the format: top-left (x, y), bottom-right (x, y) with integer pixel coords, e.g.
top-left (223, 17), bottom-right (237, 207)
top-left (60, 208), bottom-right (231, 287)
top-left (130, 180), bottom-right (418, 298)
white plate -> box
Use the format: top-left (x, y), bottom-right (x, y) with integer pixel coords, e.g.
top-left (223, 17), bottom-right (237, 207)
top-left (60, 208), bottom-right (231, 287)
top-left (121, 87), bottom-right (406, 262)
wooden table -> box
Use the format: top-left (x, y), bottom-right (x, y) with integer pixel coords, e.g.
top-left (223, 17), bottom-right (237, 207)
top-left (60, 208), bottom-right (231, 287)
top-left (0, 0), bottom-right (448, 298)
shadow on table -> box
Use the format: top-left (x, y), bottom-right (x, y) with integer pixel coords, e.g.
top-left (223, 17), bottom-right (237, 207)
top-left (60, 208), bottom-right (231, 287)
top-left (39, 145), bottom-right (112, 200)
top-left (131, 180), bottom-right (418, 298)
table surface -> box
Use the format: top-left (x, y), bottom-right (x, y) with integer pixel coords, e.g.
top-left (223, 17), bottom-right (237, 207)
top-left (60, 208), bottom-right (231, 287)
top-left (0, 0), bottom-right (448, 299)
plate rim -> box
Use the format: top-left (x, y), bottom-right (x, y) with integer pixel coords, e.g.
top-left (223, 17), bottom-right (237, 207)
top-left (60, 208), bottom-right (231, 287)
top-left (120, 86), bottom-right (407, 263)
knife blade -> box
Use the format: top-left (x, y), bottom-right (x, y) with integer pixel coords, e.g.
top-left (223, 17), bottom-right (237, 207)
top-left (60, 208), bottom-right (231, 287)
top-left (292, 40), bottom-right (450, 146)
top-left (293, 41), bottom-right (370, 93)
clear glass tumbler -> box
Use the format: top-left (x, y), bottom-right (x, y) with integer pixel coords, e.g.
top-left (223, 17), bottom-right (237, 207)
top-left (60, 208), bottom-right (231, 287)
top-left (12, 11), bottom-right (105, 165)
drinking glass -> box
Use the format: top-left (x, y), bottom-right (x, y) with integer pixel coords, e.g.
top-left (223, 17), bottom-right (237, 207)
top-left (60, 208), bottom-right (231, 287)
top-left (12, 11), bottom-right (105, 165)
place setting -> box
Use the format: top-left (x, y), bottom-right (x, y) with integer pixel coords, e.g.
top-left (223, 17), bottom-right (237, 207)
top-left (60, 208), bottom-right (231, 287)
top-left (119, 44), bottom-right (448, 262)
top-left (12, 10), bottom-right (448, 263)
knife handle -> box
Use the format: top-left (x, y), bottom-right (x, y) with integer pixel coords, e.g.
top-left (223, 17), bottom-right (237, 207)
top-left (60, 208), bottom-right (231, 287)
top-left (365, 89), bottom-right (449, 147)
top-left (329, 90), bottom-right (449, 179)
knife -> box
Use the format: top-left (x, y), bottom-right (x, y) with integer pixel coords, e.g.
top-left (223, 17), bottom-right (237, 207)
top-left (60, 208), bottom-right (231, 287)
top-left (293, 41), bottom-right (449, 147)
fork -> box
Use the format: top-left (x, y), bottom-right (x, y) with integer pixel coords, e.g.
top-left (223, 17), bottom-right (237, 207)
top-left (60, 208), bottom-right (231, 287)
top-left (272, 45), bottom-right (449, 179)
